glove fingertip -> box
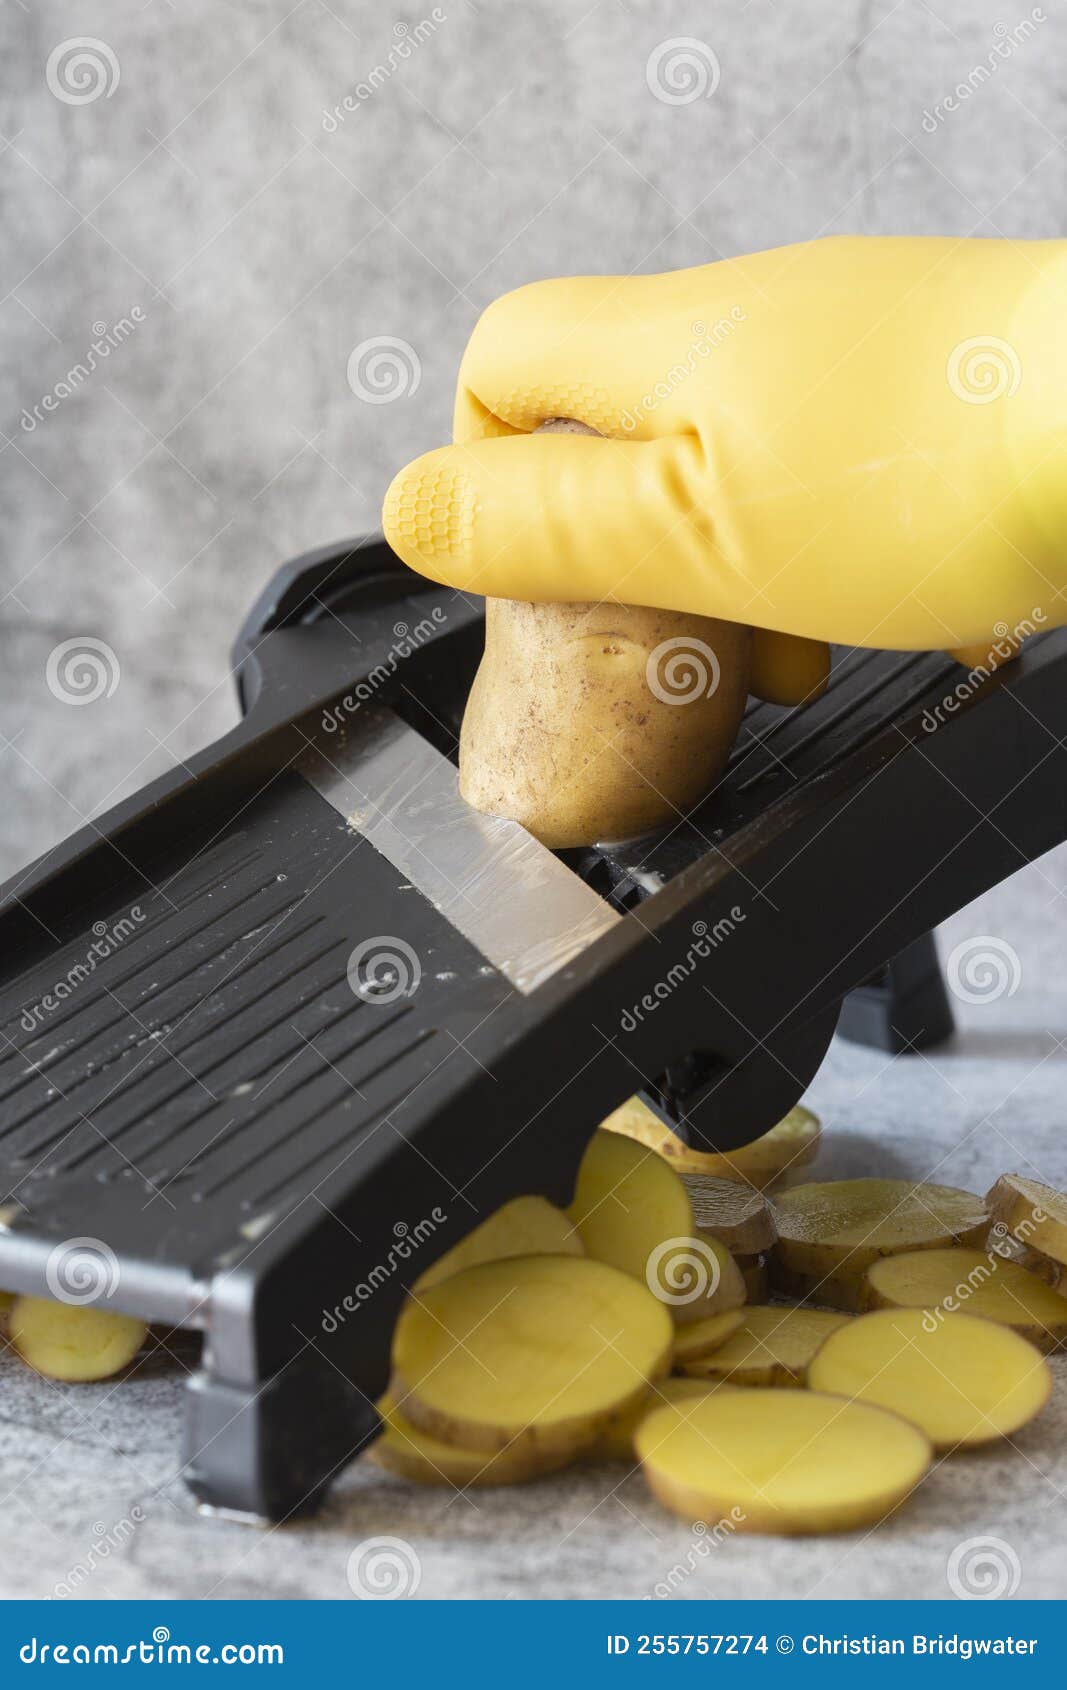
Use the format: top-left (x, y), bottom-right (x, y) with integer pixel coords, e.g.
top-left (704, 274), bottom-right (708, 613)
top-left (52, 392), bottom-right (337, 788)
top-left (382, 448), bottom-right (478, 584)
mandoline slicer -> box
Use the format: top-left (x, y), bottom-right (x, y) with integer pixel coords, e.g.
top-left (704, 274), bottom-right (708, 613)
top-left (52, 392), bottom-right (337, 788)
top-left (0, 536), bottom-right (1064, 1520)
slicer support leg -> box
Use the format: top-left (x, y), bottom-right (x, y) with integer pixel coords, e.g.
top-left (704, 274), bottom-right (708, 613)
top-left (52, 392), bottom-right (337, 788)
top-left (183, 1354), bottom-right (380, 1520)
top-left (836, 931), bottom-right (954, 1055)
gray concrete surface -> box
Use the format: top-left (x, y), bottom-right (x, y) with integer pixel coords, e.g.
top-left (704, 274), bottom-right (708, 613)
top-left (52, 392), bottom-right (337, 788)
top-left (1, 0), bottom-right (1066, 1604)
top-left (2, 0), bottom-right (1067, 877)
top-left (1, 863), bottom-right (1065, 1601)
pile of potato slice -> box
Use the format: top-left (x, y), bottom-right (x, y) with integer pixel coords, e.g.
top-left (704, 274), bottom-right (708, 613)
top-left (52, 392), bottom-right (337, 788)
top-left (372, 1101), bottom-right (1067, 1536)
top-left (0, 1102), bottom-right (818, 1385)
top-left (3, 1098), bottom-right (1066, 1544)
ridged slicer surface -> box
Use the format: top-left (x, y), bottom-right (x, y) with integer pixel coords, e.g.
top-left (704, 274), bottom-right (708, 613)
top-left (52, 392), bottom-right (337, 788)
top-left (0, 770), bottom-right (504, 1253)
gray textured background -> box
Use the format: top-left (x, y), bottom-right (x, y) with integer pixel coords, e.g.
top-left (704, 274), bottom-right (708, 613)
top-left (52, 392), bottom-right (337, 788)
top-left (2, 0), bottom-right (1066, 875)
top-left (2, 0), bottom-right (1067, 1603)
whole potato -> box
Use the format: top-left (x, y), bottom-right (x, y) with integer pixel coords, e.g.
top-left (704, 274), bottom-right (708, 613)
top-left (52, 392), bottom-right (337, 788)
top-left (459, 420), bottom-right (752, 846)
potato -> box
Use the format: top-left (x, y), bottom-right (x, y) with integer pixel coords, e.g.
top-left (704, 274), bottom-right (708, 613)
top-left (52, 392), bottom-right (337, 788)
top-left (592, 1377), bottom-right (732, 1462)
top-left (601, 1097), bottom-right (820, 1187)
top-left (861, 1247), bottom-right (1067, 1352)
top-left (369, 1394), bottom-right (574, 1487)
top-left (672, 1233), bottom-right (747, 1326)
top-left (600, 1097), bottom-right (704, 1166)
top-left (736, 1252), bottom-right (768, 1302)
top-left (769, 1261), bottom-right (870, 1312)
top-left (677, 1304), bottom-right (850, 1387)
top-left (636, 1390), bottom-right (931, 1535)
top-left (393, 1254), bottom-right (673, 1457)
top-left (9, 1297), bottom-right (147, 1382)
top-left (683, 1177), bottom-right (777, 1254)
top-left (772, 1178), bottom-right (989, 1280)
top-left (414, 1195), bottom-right (580, 1291)
top-left (808, 1307), bottom-right (1052, 1449)
top-left (1013, 1244), bottom-right (1064, 1290)
top-left (461, 600), bottom-right (751, 847)
top-left (672, 1308), bottom-right (747, 1366)
top-left (459, 420), bottom-right (751, 847)
top-left (569, 1133), bottom-right (738, 1322)
top-left (987, 1173), bottom-right (1067, 1268)
top-left (0, 1290), bottom-right (14, 1336)
top-left (568, 1129), bottom-right (692, 1289)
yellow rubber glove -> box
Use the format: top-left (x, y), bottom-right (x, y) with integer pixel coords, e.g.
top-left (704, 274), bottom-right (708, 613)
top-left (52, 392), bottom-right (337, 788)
top-left (383, 237), bottom-right (1067, 700)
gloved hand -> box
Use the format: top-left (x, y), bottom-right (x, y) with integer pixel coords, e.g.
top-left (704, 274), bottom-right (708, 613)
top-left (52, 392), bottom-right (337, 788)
top-left (383, 237), bottom-right (1067, 702)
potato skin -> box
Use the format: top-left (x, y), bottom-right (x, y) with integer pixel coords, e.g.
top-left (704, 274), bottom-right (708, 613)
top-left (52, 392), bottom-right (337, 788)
top-left (369, 1396), bottom-right (575, 1487)
top-left (769, 1261), bottom-right (869, 1312)
top-left (460, 597), bottom-right (751, 846)
top-left (601, 1097), bottom-right (821, 1187)
top-left (459, 416), bottom-right (751, 848)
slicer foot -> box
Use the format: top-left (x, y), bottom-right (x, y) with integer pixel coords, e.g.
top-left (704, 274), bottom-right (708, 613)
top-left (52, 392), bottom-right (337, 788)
top-left (837, 932), bottom-right (954, 1055)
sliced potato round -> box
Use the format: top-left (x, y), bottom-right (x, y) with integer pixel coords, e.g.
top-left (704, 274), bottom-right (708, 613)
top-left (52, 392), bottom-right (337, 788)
top-left (683, 1177), bottom-right (777, 1254)
top-left (770, 1261), bottom-right (869, 1312)
top-left (987, 1174), bottom-right (1067, 1268)
top-left (636, 1389), bottom-right (931, 1535)
top-left (601, 1099), bottom-right (820, 1187)
top-left (414, 1195), bottom-right (580, 1291)
top-left (369, 1395), bottom-right (574, 1487)
top-left (673, 1308), bottom-right (747, 1366)
top-left (712, 1107), bottom-right (822, 1187)
top-left (1012, 1244), bottom-right (1064, 1290)
top-left (808, 1307), bottom-right (1052, 1449)
top-left (862, 1247), bottom-right (1067, 1352)
top-left (9, 1297), bottom-right (147, 1382)
top-left (394, 1254), bottom-right (674, 1457)
top-left (599, 1096), bottom-right (683, 1157)
top-left (773, 1178), bottom-right (988, 1280)
top-left (736, 1252), bottom-right (769, 1302)
top-left (678, 1303), bottom-right (850, 1386)
top-left (593, 1377), bottom-right (733, 1461)
top-left (670, 1232), bottom-right (747, 1326)
top-left (569, 1128), bottom-right (693, 1287)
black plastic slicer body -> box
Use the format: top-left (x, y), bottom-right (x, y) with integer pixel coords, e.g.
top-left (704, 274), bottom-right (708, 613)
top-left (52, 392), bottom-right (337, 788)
top-left (0, 537), bottom-right (1063, 1518)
